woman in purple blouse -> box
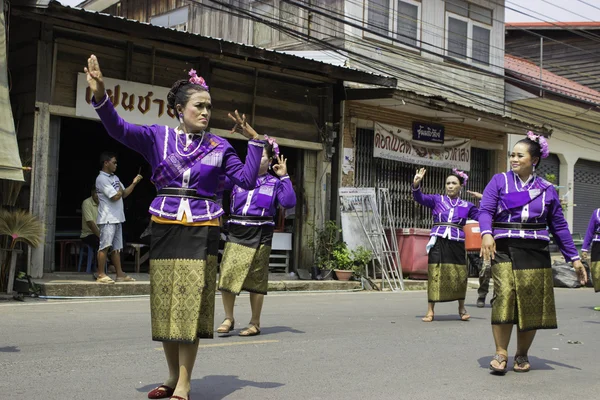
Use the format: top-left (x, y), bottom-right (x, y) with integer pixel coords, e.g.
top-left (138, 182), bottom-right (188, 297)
top-left (581, 209), bottom-right (600, 293)
top-left (217, 140), bottom-right (297, 336)
top-left (86, 55), bottom-right (263, 400)
top-left (479, 132), bottom-right (587, 375)
top-left (412, 168), bottom-right (479, 323)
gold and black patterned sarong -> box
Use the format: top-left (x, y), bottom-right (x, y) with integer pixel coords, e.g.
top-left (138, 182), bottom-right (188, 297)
top-left (491, 238), bottom-right (556, 332)
top-left (591, 242), bottom-right (600, 293)
top-left (218, 224), bottom-right (273, 295)
top-left (427, 238), bottom-right (468, 303)
top-left (149, 223), bottom-right (220, 343)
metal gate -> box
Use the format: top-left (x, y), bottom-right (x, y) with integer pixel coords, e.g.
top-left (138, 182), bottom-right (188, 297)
top-left (537, 153), bottom-right (560, 185)
top-left (355, 128), bottom-right (491, 229)
top-left (573, 159), bottom-right (600, 234)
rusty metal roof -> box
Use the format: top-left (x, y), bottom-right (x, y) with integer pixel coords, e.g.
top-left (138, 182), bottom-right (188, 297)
top-left (505, 54), bottom-right (600, 105)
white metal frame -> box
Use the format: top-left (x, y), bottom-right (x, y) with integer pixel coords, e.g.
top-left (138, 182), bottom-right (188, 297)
top-left (445, 11), bottom-right (492, 68)
top-left (363, 0), bottom-right (422, 50)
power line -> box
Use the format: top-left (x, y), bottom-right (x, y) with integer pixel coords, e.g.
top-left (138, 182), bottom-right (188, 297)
top-left (200, 0), bottom-right (600, 144)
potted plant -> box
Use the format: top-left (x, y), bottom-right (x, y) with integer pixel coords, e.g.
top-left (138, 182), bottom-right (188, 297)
top-left (0, 209), bottom-right (43, 294)
top-left (331, 244), bottom-right (354, 281)
top-left (308, 220), bottom-right (343, 280)
top-left (351, 246), bottom-right (373, 277)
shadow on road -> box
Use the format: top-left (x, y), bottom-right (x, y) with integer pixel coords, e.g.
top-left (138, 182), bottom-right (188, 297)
top-left (215, 325), bottom-right (305, 337)
top-left (583, 320), bottom-right (600, 324)
top-left (138, 375), bottom-right (284, 399)
top-left (414, 315), bottom-right (487, 321)
top-left (0, 346), bottom-right (20, 353)
top-left (477, 355), bottom-right (582, 371)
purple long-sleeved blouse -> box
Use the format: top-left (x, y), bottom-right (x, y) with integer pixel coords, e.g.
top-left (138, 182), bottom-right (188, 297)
top-left (582, 209), bottom-right (600, 252)
top-left (92, 93), bottom-right (263, 223)
top-left (412, 186), bottom-right (478, 241)
top-left (479, 171), bottom-right (580, 262)
top-left (225, 174), bottom-right (296, 226)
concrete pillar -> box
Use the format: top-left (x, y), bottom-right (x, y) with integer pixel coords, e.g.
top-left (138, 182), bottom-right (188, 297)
top-left (557, 153), bottom-right (576, 231)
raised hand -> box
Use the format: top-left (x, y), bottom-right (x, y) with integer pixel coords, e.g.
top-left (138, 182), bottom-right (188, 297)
top-left (133, 174), bottom-right (143, 184)
top-left (228, 110), bottom-right (258, 140)
top-left (84, 54), bottom-right (106, 101)
top-left (467, 190), bottom-right (483, 200)
top-left (413, 168), bottom-right (426, 187)
top-left (273, 154), bottom-right (288, 177)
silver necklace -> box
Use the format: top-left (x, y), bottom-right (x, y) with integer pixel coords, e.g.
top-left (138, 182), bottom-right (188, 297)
top-left (448, 196), bottom-right (459, 207)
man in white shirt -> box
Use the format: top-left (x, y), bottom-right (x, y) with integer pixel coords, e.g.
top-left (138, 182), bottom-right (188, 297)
top-left (95, 151), bottom-right (142, 284)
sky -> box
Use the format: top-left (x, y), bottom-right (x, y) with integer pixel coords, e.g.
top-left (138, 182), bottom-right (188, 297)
top-left (57, 0), bottom-right (600, 22)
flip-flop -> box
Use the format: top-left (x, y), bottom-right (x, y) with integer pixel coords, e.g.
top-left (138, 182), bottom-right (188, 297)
top-left (96, 275), bottom-right (115, 284)
top-left (513, 355), bottom-right (531, 373)
top-left (459, 311), bottom-right (471, 321)
top-left (115, 275), bottom-right (136, 282)
top-left (593, 306), bottom-right (600, 311)
top-left (489, 354), bottom-right (508, 375)
top-left (422, 314), bottom-right (434, 322)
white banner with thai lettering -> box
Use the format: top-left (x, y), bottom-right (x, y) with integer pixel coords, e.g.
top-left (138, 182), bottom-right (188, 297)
top-left (75, 73), bottom-right (177, 126)
top-left (373, 122), bottom-right (471, 171)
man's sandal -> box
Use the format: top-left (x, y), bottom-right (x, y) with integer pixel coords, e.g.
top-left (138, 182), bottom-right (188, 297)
top-left (513, 355), bottom-right (531, 373)
top-left (489, 354), bottom-right (508, 375)
top-left (239, 323), bottom-right (261, 336)
top-left (216, 318), bottom-right (235, 334)
top-left (422, 314), bottom-right (434, 322)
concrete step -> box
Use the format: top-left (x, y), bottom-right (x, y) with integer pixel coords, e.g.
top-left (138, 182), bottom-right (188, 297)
top-left (33, 273), bottom-right (485, 297)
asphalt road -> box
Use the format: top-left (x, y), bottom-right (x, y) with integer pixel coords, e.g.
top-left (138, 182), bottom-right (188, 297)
top-left (1, 288), bottom-right (599, 400)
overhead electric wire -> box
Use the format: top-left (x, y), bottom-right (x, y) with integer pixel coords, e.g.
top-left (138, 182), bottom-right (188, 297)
top-left (199, 0), bottom-right (600, 144)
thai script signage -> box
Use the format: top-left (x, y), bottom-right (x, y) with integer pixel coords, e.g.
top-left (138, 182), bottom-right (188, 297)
top-left (75, 73), bottom-right (176, 126)
top-left (374, 122), bottom-right (470, 170)
top-left (412, 122), bottom-right (445, 143)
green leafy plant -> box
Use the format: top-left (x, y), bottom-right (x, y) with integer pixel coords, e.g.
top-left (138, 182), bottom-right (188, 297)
top-left (308, 220), bottom-right (344, 271)
top-left (331, 244), bottom-right (354, 271)
top-left (544, 174), bottom-right (570, 212)
top-left (351, 246), bottom-right (373, 276)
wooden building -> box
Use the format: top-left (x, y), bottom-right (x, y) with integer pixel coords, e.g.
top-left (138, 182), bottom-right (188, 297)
top-left (77, 0), bottom-right (543, 243)
top-left (8, 1), bottom-right (394, 278)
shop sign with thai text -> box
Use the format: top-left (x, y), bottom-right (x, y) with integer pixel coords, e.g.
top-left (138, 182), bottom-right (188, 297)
top-left (75, 73), bottom-right (176, 126)
top-left (374, 122), bottom-right (470, 171)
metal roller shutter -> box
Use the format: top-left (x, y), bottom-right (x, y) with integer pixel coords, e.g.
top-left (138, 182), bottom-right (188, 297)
top-left (537, 153), bottom-right (560, 185)
top-left (355, 128), bottom-right (491, 228)
top-left (573, 159), bottom-right (600, 234)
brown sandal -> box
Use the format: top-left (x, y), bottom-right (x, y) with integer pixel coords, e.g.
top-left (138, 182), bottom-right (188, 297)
top-left (489, 353), bottom-right (508, 375)
top-left (216, 318), bottom-right (235, 334)
top-left (513, 355), bottom-right (531, 372)
top-left (239, 323), bottom-right (261, 336)
top-left (422, 314), bottom-right (434, 322)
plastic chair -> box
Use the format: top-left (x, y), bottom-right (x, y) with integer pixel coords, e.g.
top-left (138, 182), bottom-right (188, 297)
top-left (77, 244), bottom-right (95, 273)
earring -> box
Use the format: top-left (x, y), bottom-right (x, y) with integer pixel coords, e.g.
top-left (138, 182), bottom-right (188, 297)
top-left (178, 113), bottom-right (184, 124)
top-left (533, 164), bottom-right (536, 174)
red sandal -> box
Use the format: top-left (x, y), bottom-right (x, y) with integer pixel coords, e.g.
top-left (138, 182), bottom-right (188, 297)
top-left (147, 385), bottom-right (174, 399)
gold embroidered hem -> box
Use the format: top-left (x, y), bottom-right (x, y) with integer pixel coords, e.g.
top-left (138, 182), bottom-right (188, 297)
top-left (427, 238), bottom-right (467, 303)
top-left (150, 256), bottom-right (218, 342)
top-left (491, 239), bottom-right (557, 332)
top-left (591, 243), bottom-right (600, 293)
top-left (591, 261), bottom-right (600, 293)
top-left (218, 242), bottom-right (271, 295)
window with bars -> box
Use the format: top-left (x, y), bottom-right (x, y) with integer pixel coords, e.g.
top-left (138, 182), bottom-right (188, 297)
top-left (365, 0), bottom-right (421, 48)
top-left (355, 128), bottom-right (490, 228)
top-left (445, 0), bottom-right (492, 66)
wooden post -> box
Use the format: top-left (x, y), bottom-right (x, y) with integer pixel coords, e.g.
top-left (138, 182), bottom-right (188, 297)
top-left (29, 24), bottom-right (54, 278)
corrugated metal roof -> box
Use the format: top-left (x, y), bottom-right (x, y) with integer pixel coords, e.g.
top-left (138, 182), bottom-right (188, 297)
top-left (505, 54), bottom-right (600, 105)
top-left (43, 1), bottom-right (394, 85)
top-left (506, 21), bottom-right (600, 30)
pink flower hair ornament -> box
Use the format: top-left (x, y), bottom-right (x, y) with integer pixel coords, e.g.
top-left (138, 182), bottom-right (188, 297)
top-left (452, 169), bottom-right (469, 186)
top-left (526, 131), bottom-right (550, 158)
top-left (188, 69), bottom-right (209, 91)
top-left (264, 135), bottom-right (280, 156)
